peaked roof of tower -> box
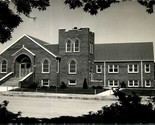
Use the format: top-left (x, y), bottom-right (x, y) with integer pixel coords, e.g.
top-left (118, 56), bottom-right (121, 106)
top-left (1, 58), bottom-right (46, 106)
top-left (94, 42), bottom-right (154, 61)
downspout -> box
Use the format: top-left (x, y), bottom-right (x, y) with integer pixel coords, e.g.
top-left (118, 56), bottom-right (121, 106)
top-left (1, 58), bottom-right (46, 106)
top-left (141, 61), bottom-right (143, 87)
top-left (104, 62), bottom-right (106, 87)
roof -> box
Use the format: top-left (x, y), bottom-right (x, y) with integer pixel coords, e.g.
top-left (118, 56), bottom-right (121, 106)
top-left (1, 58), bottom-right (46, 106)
top-left (94, 42), bottom-right (154, 61)
top-left (28, 35), bottom-right (59, 55)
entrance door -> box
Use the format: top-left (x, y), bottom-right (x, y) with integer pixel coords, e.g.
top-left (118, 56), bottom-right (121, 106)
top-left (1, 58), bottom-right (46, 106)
top-left (20, 63), bottom-right (31, 78)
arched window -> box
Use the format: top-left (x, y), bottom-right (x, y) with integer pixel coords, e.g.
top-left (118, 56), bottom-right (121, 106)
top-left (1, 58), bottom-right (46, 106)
top-left (66, 39), bottom-right (72, 52)
top-left (68, 60), bottom-right (77, 74)
top-left (1, 60), bottom-right (7, 73)
top-left (42, 59), bottom-right (50, 73)
top-left (74, 39), bottom-right (80, 52)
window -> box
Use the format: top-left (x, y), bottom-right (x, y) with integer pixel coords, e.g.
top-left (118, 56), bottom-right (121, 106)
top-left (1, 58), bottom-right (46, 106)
top-left (68, 60), bottom-right (77, 74)
top-left (128, 80), bottom-right (139, 87)
top-left (108, 80), bottom-right (119, 87)
top-left (96, 65), bottom-right (102, 73)
top-left (42, 59), bottom-right (50, 73)
top-left (1, 60), bottom-right (7, 73)
top-left (66, 39), bottom-right (72, 52)
top-left (108, 65), bottom-right (119, 73)
top-left (128, 64), bottom-right (139, 73)
top-left (145, 64), bottom-right (150, 73)
top-left (41, 79), bottom-right (49, 87)
top-left (74, 39), bottom-right (80, 52)
top-left (68, 80), bottom-right (76, 86)
top-left (89, 41), bottom-right (93, 54)
top-left (145, 80), bottom-right (151, 87)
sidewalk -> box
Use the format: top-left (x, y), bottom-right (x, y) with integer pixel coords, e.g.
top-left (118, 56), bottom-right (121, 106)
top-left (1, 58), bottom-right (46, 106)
top-left (0, 90), bottom-right (118, 100)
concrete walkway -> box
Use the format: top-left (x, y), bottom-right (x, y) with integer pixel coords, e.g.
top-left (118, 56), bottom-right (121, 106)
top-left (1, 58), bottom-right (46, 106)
top-left (1, 89), bottom-right (117, 100)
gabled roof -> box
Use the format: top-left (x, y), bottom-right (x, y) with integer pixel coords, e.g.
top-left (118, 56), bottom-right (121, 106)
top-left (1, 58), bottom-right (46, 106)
top-left (0, 34), bottom-right (58, 58)
top-left (94, 42), bottom-right (154, 61)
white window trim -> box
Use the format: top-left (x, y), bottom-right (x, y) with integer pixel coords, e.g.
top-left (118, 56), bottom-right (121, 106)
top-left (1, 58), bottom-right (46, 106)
top-left (68, 80), bottom-right (77, 86)
top-left (66, 39), bottom-right (72, 52)
top-left (128, 65), bottom-right (139, 73)
top-left (96, 65), bottom-right (102, 73)
top-left (42, 59), bottom-right (50, 73)
top-left (73, 39), bottom-right (80, 52)
top-left (128, 80), bottom-right (139, 87)
top-left (145, 80), bottom-right (151, 87)
top-left (144, 64), bottom-right (150, 73)
top-left (41, 79), bottom-right (50, 87)
top-left (108, 80), bottom-right (119, 87)
top-left (108, 65), bottom-right (119, 73)
top-left (1, 60), bottom-right (7, 73)
top-left (68, 60), bottom-right (77, 74)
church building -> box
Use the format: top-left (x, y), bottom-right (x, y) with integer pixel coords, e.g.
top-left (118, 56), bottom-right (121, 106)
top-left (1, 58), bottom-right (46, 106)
top-left (0, 28), bottom-right (154, 88)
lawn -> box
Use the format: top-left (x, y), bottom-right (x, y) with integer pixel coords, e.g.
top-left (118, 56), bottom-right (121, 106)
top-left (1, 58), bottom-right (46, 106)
top-left (11, 87), bottom-right (106, 95)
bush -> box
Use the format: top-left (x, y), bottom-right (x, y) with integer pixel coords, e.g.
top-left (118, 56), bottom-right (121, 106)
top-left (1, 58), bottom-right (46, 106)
top-left (60, 81), bottom-right (67, 89)
top-left (83, 78), bottom-right (88, 89)
top-left (0, 100), bottom-right (21, 123)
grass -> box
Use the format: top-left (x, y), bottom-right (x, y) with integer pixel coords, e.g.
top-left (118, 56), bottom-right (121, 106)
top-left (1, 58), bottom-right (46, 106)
top-left (11, 87), bottom-right (106, 95)
top-left (121, 88), bottom-right (155, 96)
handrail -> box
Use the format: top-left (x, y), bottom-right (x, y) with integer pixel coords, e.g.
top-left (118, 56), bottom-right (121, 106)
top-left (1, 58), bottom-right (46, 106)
top-left (0, 72), bottom-right (13, 81)
top-left (19, 72), bottom-right (33, 82)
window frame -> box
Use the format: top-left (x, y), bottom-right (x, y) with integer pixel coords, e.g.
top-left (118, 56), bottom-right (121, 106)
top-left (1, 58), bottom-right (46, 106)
top-left (42, 59), bottom-right (50, 73)
top-left (145, 80), bottom-right (151, 87)
top-left (128, 80), bottom-right (139, 87)
top-left (68, 80), bottom-right (77, 86)
top-left (68, 60), bottom-right (77, 74)
top-left (144, 64), bottom-right (150, 73)
top-left (108, 80), bottom-right (119, 87)
top-left (96, 65), bottom-right (102, 73)
top-left (41, 79), bottom-right (50, 87)
top-left (128, 64), bottom-right (139, 73)
top-left (73, 39), bottom-right (80, 52)
top-left (108, 65), bottom-right (119, 73)
top-left (66, 39), bottom-right (72, 52)
top-left (1, 60), bottom-right (7, 73)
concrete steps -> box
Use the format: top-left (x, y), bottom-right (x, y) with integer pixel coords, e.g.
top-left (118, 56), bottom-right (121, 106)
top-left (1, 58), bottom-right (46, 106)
top-left (1, 77), bottom-right (21, 87)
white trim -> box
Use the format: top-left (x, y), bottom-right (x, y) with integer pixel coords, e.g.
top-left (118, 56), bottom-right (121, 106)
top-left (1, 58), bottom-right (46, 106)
top-left (68, 80), bottom-right (77, 86)
top-left (145, 80), bottom-right (151, 87)
top-left (128, 64), bottom-right (139, 73)
top-left (68, 59), bottom-right (77, 74)
top-left (144, 64), bottom-right (151, 73)
top-left (65, 38), bottom-right (72, 52)
top-left (12, 45), bottom-right (35, 56)
top-left (141, 61), bottom-right (143, 87)
top-left (108, 80), bottom-right (119, 87)
top-left (0, 60), bottom-right (7, 73)
top-left (108, 65), bottom-right (119, 73)
top-left (42, 59), bottom-right (50, 73)
top-left (41, 79), bottom-right (50, 87)
top-left (128, 80), bottom-right (139, 87)
top-left (0, 72), bottom-right (13, 81)
top-left (73, 38), bottom-right (80, 52)
top-left (19, 72), bottom-right (33, 82)
top-left (96, 65), bottom-right (102, 73)
top-left (0, 34), bottom-right (27, 55)
top-left (0, 34), bottom-right (57, 58)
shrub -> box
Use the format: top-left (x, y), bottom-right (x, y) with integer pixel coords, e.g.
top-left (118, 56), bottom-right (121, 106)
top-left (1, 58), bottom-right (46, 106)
top-left (60, 81), bottom-right (67, 89)
top-left (83, 78), bottom-right (88, 89)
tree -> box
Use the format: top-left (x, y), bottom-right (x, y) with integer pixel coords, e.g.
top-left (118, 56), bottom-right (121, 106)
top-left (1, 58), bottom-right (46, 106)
top-left (83, 78), bottom-right (88, 89)
top-left (0, 100), bottom-right (21, 123)
top-left (0, 0), bottom-right (50, 43)
top-left (64, 0), bottom-right (155, 15)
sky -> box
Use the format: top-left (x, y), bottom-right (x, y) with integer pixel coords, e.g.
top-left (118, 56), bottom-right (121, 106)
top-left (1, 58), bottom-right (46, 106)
top-left (0, 0), bottom-right (155, 56)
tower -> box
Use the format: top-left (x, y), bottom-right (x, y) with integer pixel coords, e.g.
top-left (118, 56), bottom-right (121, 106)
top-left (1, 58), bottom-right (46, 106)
top-left (59, 27), bottom-right (94, 87)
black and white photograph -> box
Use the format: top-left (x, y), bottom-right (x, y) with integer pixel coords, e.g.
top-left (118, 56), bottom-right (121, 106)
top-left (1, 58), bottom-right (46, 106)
top-left (0, 0), bottom-right (155, 124)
